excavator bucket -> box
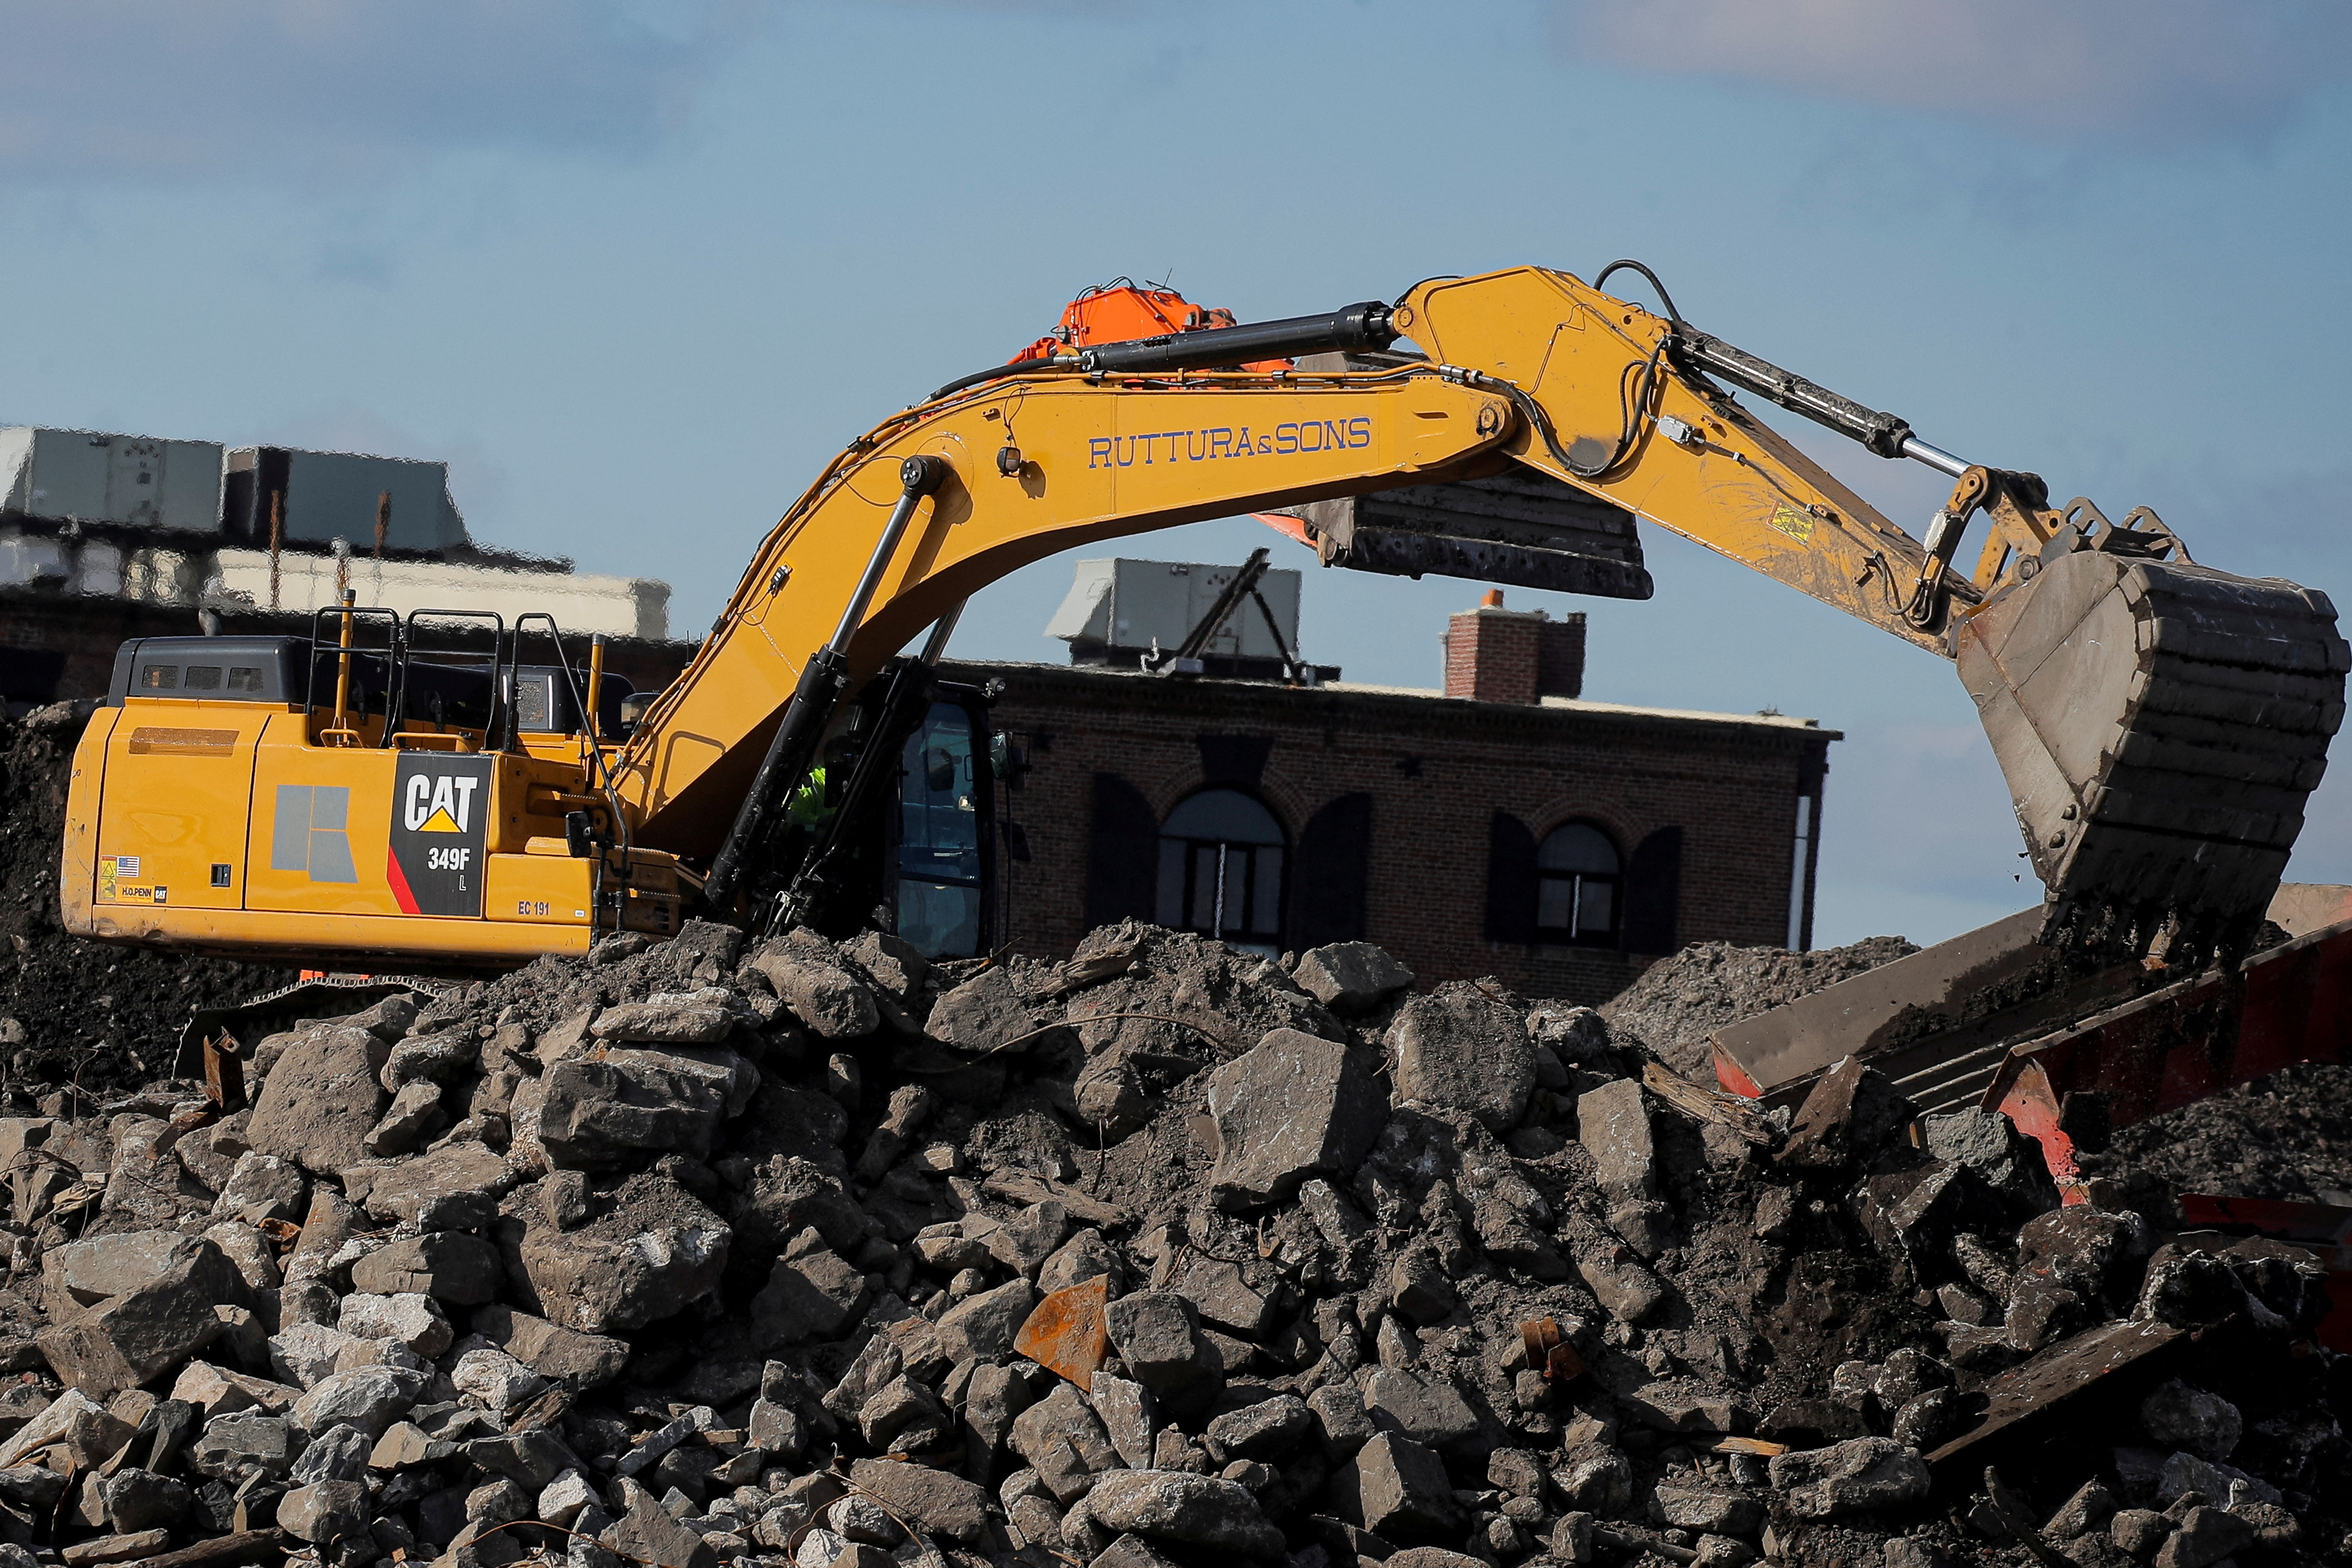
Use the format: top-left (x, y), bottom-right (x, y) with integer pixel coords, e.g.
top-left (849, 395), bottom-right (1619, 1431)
top-left (1955, 542), bottom-right (2350, 957)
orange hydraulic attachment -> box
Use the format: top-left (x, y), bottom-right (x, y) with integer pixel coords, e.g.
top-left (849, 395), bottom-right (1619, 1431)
top-left (1010, 280), bottom-right (1292, 373)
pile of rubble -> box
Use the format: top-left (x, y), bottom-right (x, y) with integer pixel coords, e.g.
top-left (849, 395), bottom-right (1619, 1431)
top-left (1598, 938), bottom-right (1921, 1081)
top-left (0, 906), bottom-right (2341, 1568)
top-left (2083, 1060), bottom-right (2352, 1206)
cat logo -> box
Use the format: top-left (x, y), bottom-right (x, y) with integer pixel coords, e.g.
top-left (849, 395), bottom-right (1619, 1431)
top-left (388, 756), bottom-right (493, 917)
top-left (403, 772), bottom-right (481, 835)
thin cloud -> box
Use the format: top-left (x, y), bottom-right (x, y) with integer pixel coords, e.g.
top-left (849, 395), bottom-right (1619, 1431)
top-left (0, 0), bottom-right (756, 182)
top-left (1563, 0), bottom-right (2352, 144)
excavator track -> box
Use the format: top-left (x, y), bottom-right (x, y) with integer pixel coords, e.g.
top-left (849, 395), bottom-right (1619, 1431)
top-left (1958, 545), bottom-right (2350, 958)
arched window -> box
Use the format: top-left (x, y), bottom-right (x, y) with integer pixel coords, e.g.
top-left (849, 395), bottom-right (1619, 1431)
top-left (1536, 821), bottom-right (1620, 945)
top-left (1156, 789), bottom-right (1286, 952)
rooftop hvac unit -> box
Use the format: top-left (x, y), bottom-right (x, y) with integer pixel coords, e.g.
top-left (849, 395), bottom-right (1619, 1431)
top-left (223, 447), bottom-right (469, 554)
top-left (1048, 557), bottom-right (1307, 677)
top-left (0, 427), bottom-right (225, 532)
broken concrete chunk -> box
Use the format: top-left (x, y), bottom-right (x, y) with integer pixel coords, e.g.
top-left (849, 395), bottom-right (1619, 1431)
top-left (1333, 1431), bottom-right (1461, 1542)
top-left (1082, 1469), bottom-right (1286, 1559)
top-left (932, 1275), bottom-right (1037, 1366)
top-left (363, 1079), bottom-right (446, 1158)
top-left (924, 965), bottom-right (1038, 1054)
top-left (1387, 1247), bottom-right (1460, 1325)
top-left (290, 1366), bottom-right (425, 1440)
top-left (378, 1029), bottom-right (481, 1094)
top-left (246, 1026), bottom-right (388, 1181)
top-left (1292, 942), bottom-right (1415, 1016)
top-left (63, 1529), bottom-right (173, 1566)
top-left (751, 1242), bottom-right (869, 1347)
top-left (590, 996), bottom-right (736, 1046)
top-left (36, 1236), bottom-right (246, 1400)
top-left (1555, 1444), bottom-right (1634, 1514)
top-left (730, 1156), bottom-right (869, 1262)
top-left (1564, 1220), bottom-right (1666, 1325)
top-left (170, 1361), bottom-right (297, 1420)
top-left (1652, 1483), bottom-right (1764, 1536)
top-left (190, 1410), bottom-right (295, 1482)
top-left (200, 1222), bottom-right (279, 1295)
top-left (1088, 1373), bottom-right (1157, 1470)
top-left (602, 1489), bottom-right (720, 1568)
top-left (517, 1171), bottom-right (730, 1334)
top-left (452, 1348), bottom-right (547, 1411)
top-left (1171, 1257), bottom-right (1274, 1339)
top-left (210, 1152), bottom-right (309, 1223)
top-left (858, 1374), bottom-right (951, 1453)
top-left (1010, 1382), bottom-right (1118, 1503)
top-left (1104, 1291), bottom-right (1215, 1405)
top-left (1922, 1106), bottom-right (2057, 1213)
top-left (348, 1230), bottom-right (502, 1305)
top-left (1577, 1078), bottom-right (1659, 1205)
top-left (1204, 1395), bottom-right (1311, 1463)
top-left (537, 1048), bottom-right (740, 1169)
top-left (1362, 1368), bottom-right (1478, 1451)
top-left (1766, 1436), bottom-right (1930, 1519)
top-left (336, 1293), bottom-right (452, 1358)
top-left (269, 1323), bottom-right (359, 1389)
top-left (846, 1457), bottom-right (989, 1542)
top-left (2140, 1379), bottom-right (2240, 1463)
top-left (0, 1390), bottom-right (134, 1471)
top-left (353, 1140), bottom-right (516, 1229)
top-left (1038, 1228), bottom-right (1122, 1295)
top-left (1203, 1029), bottom-right (1385, 1211)
top-left (471, 1304), bottom-right (629, 1390)
top-left (1309, 1383), bottom-right (1375, 1459)
top-left (42, 1229), bottom-right (210, 1312)
top-left (289, 1423), bottom-right (371, 1486)
top-left (1776, 1059), bottom-right (1916, 1176)
top-left (985, 1200), bottom-right (1071, 1275)
top-left (747, 945), bottom-right (879, 1040)
top-left (1388, 986), bottom-right (1535, 1133)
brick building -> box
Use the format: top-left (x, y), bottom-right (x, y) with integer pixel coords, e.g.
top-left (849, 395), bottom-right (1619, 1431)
top-left (946, 589), bottom-right (1838, 1005)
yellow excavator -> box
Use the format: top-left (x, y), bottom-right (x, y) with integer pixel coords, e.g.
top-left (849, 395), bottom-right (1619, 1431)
top-left (57, 264), bottom-right (2348, 973)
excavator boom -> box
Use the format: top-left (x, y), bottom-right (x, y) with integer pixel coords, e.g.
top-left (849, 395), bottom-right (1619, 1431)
top-left (60, 266), bottom-right (2346, 969)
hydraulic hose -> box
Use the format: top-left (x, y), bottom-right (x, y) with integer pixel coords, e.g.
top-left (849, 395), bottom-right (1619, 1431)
top-left (925, 301), bottom-right (1396, 402)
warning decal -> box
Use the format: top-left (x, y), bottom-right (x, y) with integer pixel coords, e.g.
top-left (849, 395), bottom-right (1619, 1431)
top-left (389, 754), bottom-right (492, 917)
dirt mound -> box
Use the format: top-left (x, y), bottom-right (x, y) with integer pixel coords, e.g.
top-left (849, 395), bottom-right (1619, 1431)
top-left (1598, 935), bottom-right (1921, 1079)
top-left (0, 706), bottom-right (295, 1096)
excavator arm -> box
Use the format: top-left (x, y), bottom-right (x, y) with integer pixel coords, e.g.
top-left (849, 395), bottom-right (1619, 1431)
top-left (613, 265), bottom-right (2344, 962)
top-left (62, 265), bottom-right (2341, 971)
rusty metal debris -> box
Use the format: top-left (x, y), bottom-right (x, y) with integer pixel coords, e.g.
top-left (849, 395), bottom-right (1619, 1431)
top-left (1520, 1316), bottom-right (1586, 1385)
top-left (1013, 1275), bottom-right (1111, 1391)
top-left (199, 1030), bottom-right (245, 1112)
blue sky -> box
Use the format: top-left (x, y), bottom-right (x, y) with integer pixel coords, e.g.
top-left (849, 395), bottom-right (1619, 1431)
top-left (6, 0), bottom-right (2351, 948)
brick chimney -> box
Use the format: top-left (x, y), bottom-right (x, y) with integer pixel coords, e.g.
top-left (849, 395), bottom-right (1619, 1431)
top-left (1443, 590), bottom-right (1585, 704)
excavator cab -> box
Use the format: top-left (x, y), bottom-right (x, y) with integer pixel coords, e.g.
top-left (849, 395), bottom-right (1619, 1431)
top-left (758, 673), bottom-right (1003, 960)
top-left (888, 699), bottom-right (995, 957)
